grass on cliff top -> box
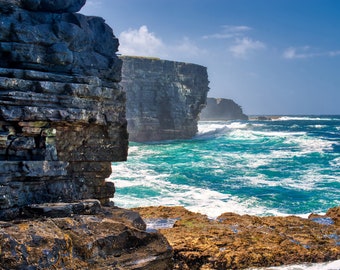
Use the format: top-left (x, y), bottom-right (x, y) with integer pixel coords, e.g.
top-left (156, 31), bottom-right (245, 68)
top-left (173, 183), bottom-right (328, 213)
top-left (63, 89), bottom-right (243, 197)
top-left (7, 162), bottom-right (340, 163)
top-left (119, 55), bottom-right (161, 60)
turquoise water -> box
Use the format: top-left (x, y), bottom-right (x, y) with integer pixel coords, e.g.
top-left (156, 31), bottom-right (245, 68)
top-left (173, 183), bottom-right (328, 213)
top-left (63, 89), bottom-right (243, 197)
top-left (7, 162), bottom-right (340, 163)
top-left (109, 116), bottom-right (340, 218)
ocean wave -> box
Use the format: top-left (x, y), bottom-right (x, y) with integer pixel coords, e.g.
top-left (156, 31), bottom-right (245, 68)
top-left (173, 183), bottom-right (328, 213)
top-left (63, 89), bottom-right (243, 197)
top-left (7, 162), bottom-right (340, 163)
top-left (248, 259), bottom-right (340, 270)
top-left (109, 162), bottom-right (288, 218)
top-left (196, 122), bottom-right (231, 138)
top-left (276, 116), bottom-right (336, 121)
top-left (109, 116), bottom-right (339, 220)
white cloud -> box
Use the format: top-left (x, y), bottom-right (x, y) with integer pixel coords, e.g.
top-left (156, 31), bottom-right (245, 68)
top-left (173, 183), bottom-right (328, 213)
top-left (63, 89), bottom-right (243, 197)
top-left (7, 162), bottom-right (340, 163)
top-left (203, 25), bottom-right (251, 39)
top-left (223, 25), bottom-right (252, 33)
top-left (229, 37), bottom-right (266, 58)
top-left (329, 50), bottom-right (340, 56)
top-left (203, 25), bottom-right (265, 58)
top-left (283, 46), bottom-right (340, 59)
top-left (283, 46), bottom-right (314, 59)
top-left (119, 25), bottom-right (165, 57)
top-left (172, 37), bottom-right (203, 56)
top-left (118, 25), bottom-right (206, 62)
top-left (85, 0), bottom-right (102, 6)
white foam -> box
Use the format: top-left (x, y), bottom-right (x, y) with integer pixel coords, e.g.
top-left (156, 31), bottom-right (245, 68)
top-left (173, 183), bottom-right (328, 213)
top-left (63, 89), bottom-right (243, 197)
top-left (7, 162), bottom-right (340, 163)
top-left (309, 124), bottom-right (326, 129)
top-left (196, 122), bottom-right (231, 138)
top-left (226, 121), bottom-right (249, 129)
top-left (330, 157), bottom-right (340, 168)
top-left (111, 177), bottom-right (290, 218)
top-left (248, 260), bottom-right (340, 270)
top-left (252, 130), bottom-right (306, 137)
top-left (277, 116), bottom-right (334, 121)
top-left (286, 136), bottom-right (334, 154)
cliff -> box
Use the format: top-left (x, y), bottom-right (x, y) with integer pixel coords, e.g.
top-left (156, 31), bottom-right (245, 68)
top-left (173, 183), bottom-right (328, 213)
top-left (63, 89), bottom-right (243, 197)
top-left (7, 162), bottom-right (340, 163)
top-left (200, 97), bottom-right (248, 120)
top-left (120, 56), bottom-right (209, 142)
top-left (0, 1), bottom-right (172, 268)
top-left (0, 0), bottom-right (127, 218)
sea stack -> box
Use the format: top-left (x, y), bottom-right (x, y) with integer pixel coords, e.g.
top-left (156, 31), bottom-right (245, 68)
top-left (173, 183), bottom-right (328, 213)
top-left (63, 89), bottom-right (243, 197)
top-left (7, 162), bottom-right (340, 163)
top-left (200, 97), bottom-right (248, 120)
top-left (120, 56), bottom-right (209, 142)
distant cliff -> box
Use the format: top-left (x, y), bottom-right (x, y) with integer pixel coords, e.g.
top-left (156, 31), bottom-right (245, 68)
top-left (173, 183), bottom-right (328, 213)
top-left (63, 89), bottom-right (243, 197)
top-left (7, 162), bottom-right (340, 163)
top-left (120, 56), bottom-right (209, 142)
top-left (200, 97), bottom-right (248, 120)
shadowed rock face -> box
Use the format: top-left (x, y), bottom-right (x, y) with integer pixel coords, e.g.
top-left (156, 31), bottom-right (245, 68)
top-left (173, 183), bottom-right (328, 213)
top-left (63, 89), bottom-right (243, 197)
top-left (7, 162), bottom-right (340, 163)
top-left (21, 0), bottom-right (86, 13)
top-left (0, 0), bottom-right (128, 219)
top-left (120, 56), bottom-right (209, 142)
top-left (200, 97), bottom-right (248, 121)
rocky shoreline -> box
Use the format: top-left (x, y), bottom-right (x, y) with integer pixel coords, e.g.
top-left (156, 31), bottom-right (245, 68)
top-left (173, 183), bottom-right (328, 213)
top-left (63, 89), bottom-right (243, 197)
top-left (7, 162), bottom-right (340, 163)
top-left (0, 201), bottom-right (173, 269)
top-left (1, 1), bottom-right (339, 269)
top-left (134, 206), bottom-right (340, 269)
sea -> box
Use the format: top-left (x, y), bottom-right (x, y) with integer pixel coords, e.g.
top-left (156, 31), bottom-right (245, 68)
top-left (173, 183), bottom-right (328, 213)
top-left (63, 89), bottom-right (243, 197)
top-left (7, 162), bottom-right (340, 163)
top-left (108, 115), bottom-right (340, 269)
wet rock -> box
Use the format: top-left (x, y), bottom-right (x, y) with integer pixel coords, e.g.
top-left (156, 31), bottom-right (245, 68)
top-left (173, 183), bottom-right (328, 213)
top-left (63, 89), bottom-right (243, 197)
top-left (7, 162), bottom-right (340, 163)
top-left (135, 206), bottom-right (340, 269)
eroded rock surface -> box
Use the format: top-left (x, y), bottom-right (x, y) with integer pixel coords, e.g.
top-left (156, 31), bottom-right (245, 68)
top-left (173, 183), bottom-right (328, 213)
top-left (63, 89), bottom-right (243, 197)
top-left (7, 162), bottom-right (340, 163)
top-left (200, 97), bottom-right (248, 121)
top-left (0, 203), bottom-right (173, 270)
top-left (135, 206), bottom-right (340, 269)
top-left (120, 56), bottom-right (209, 142)
top-left (0, 0), bottom-right (128, 219)
top-left (0, 1), bottom-right (174, 268)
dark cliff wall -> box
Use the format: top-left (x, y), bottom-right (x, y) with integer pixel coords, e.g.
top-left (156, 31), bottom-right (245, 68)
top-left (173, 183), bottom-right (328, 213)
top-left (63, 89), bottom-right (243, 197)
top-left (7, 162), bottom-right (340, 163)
top-left (200, 97), bottom-right (248, 121)
top-left (0, 0), bottom-right (128, 219)
top-left (120, 56), bottom-right (209, 142)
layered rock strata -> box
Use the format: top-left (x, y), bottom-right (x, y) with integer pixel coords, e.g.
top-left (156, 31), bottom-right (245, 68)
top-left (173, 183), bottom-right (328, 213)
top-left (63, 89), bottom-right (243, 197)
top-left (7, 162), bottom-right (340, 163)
top-left (135, 206), bottom-right (340, 269)
top-left (0, 0), bottom-right (128, 219)
top-left (0, 202), bottom-right (173, 269)
top-left (0, 1), bottom-right (174, 268)
top-left (120, 56), bottom-right (209, 142)
top-left (200, 97), bottom-right (248, 121)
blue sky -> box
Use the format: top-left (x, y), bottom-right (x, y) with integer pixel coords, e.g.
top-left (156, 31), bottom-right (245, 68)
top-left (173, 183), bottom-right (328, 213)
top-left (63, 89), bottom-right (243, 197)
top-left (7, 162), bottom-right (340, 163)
top-left (81, 0), bottom-right (340, 115)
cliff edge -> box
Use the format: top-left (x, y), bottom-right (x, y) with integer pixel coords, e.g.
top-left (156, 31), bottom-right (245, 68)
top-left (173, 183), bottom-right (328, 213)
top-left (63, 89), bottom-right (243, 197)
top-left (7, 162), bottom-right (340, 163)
top-left (120, 56), bottom-right (209, 142)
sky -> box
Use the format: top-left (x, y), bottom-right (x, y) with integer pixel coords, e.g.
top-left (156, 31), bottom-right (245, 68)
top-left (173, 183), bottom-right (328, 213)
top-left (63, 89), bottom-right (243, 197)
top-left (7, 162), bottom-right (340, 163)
top-left (81, 0), bottom-right (340, 115)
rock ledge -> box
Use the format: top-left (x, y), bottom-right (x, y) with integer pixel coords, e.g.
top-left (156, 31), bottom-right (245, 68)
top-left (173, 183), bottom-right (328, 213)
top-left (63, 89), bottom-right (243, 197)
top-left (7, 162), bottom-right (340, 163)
top-left (135, 206), bottom-right (340, 269)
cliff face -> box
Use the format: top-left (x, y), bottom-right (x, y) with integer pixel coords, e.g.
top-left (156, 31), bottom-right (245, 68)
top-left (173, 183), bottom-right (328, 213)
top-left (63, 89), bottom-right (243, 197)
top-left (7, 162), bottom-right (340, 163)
top-left (0, 0), bottom-right (128, 219)
top-left (200, 97), bottom-right (248, 121)
top-left (0, 1), bottom-right (173, 268)
top-left (120, 56), bottom-right (209, 142)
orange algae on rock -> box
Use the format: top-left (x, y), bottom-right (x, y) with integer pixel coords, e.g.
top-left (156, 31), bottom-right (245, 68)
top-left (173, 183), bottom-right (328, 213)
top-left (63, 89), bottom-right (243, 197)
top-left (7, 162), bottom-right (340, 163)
top-left (135, 206), bottom-right (340, 269)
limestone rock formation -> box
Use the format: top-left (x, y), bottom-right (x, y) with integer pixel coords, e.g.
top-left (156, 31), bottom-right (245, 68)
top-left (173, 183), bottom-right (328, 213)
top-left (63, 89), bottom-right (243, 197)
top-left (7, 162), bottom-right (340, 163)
top-left (120, 56), bottom-right (209, 142)
top-left (200, 97), bottom-right (248, 121)
top-left (135, 206), bottom-right (340, 269)
top-left (0, 203), bottom-right (173, 269)
top-left (0, 1), bottom-right (173, 268)
top-left (0, 0), bottom-right (128, 220)
top-left (21, 0), bottom-right (86, 13)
